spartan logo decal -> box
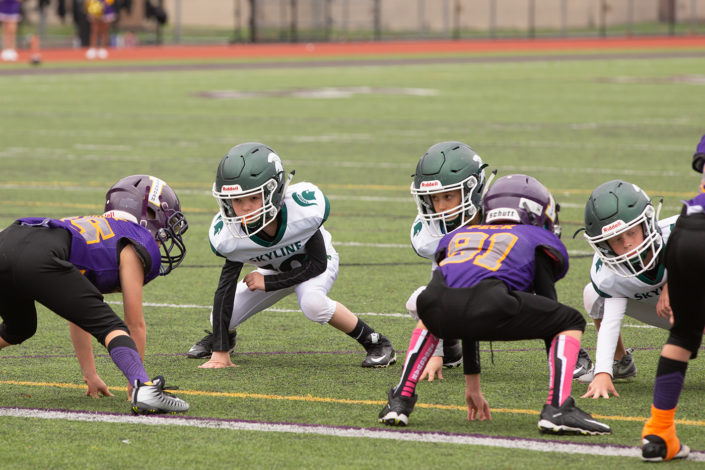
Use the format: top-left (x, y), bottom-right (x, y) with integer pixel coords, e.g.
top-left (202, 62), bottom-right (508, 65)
top-left (293, 190), bottom-right (317, 207)
top-left (213, 215), bottom-right (224, 235)
top-left (413, 220), bottom-right (423, 237)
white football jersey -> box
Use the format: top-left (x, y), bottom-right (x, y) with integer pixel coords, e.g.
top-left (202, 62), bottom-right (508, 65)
top-left (209, 182), bottom-right (335, 271)
top-left (588, 215), bottom-right (678, 376)
top-left (589, 215), bottom-right (678, 302)
top-left (410, 216), bottom-right (441, 263)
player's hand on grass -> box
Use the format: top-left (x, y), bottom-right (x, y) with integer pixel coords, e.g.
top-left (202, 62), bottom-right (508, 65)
top-left (83, 374), bottom-right (114, 398)
top-left (199, 351), bottom-right (239, 369)
top-left (243, 272), bottom-right (265, 291)
top-left (465, 373), bottom-right (491, 421)
top-left (419, 356), bottom-right (444, 381)
top-left (581, 372), bottom-right (619, 399)
top-left (466, 391), bottom-right (491, 421)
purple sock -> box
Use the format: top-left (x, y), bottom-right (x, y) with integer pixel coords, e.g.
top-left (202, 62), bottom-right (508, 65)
top-left (653, 356), bottom-right (688, 410)
top-left (653, 371), bottom-right (685, 410)
top-left (107, 335), bottom-right (150, 385)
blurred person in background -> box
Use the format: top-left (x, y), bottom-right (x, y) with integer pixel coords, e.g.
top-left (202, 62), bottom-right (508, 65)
top-left (85, 0), bottom-right (115, 59)
top-left (0, 0), bottom-right (21, 62)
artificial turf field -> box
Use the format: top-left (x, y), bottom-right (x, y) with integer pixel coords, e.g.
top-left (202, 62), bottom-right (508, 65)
top-left (1, 38), bottom-right (705, 468)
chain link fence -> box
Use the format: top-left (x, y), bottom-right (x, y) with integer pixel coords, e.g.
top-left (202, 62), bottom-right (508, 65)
top-left (21, 0), bottom-right (705, 47)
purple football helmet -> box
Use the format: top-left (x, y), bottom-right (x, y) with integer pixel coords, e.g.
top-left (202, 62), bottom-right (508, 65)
top-left (482, 174), bottom-right (561, 237)
top-left (104, 175), bottom-right (188, 275)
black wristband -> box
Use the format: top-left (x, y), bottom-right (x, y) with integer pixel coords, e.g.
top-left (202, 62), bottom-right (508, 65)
top-left (693, 152), bottom-right (705, 173)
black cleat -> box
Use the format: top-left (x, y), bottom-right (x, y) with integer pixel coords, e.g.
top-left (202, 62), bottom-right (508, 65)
top-left (361, 333), bottom-right (397, 368)
top-left (378, 387), bottom-right (417, 426)
top-left (538, 397), bottom-right (611, 435)
top-left (187, 329), bottom-right (237, 359)
top-left (642, 434), bottom-right (690, 462)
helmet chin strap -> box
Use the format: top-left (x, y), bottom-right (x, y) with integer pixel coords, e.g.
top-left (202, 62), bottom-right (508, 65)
top-left (480, 170), bottom-right (498, 199)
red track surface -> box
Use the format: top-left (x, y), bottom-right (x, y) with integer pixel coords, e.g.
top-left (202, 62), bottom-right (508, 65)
top-left (9, 35), bottom-right (705, 63)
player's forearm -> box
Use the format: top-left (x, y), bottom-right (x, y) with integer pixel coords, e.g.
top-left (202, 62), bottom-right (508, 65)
top-left (594, 298), bottom-right (628, 375)
top-left (212, 259), bottom-right (242, 350)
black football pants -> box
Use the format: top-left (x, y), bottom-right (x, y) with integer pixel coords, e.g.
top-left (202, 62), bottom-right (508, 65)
top-left (0, 223), bottom-right (127, 346)
top-left (417, 270), bottom-right (585, 344)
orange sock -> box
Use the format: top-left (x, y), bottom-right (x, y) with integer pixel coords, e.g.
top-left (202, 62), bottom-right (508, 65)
top-left (642, 405), bottom-right (680, 461)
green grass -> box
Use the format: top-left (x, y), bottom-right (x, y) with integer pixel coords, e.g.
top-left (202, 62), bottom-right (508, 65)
top-left (1, 50), bottom-right (705, 468)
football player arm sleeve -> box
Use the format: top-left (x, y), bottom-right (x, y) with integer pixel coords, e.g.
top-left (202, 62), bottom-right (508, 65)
top-left (593, 297), bottom-right (628, 376)
top-left (532, 248), bottom-right (558, 301)
top-left (462, 339), bottom-right (481, 375)
top-left (212, 259), bottom-right (243, 352)
top-left (263, 229), bottom-right (328, 291)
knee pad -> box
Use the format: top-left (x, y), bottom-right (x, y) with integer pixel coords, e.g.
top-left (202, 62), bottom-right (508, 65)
top-left (583, 283), bottom-right (604, 320)
top-left (405, 286), bottom-right (426, 321)
top-left (299, 292), bottom-right (336, 324)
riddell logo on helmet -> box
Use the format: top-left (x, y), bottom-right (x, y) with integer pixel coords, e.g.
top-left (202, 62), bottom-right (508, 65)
top-left (222, 185), bottom-right (242, 192)
top-left (602, 220), bottom-right (625, 233)
top-left (420, 180), bottom-right (441, 188)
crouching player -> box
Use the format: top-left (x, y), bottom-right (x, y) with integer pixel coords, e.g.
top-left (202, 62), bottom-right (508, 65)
top-left (379, 141), bottom-right (488, 426)
top-left (0, 175), bottom-right (190, 414)
top-left (415, 174), bottom-right (611, 434)
top-left (640, 134), bottom-right (705, 462)
top-left (188, 143), bottom-right (396, 369)
top-left (577, 180), bottom-right (676, 399)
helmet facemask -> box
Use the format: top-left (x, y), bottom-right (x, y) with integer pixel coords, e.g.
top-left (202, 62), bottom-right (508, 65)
top-left (411, 173), bottom-right (480, 238)
top-left (152, 203), bottom-right (188, 276)
top-left (584, 204), bottom-right (663, 278)
top-left (104, 175), bottom-right (188, 276)
top-left (213, 175), bottom-right (284, 239)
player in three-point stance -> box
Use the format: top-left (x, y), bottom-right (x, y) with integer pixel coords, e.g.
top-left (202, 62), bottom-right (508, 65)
top-left (0, 175), bottom-right (190, 414)
top-left (188, 142), bottom-right (396, 369)
top-left (413, 174), bottom-right (611, 435)
top-left (575, 180), bottom-right (676, 399)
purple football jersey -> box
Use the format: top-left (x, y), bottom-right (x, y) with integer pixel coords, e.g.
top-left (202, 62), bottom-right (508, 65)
top-left (436, 224), bottom-right (569, 291)
top-left (18, 215), bottom-right (161, 293)
top-left (684, 192), bottom-right (705, 216)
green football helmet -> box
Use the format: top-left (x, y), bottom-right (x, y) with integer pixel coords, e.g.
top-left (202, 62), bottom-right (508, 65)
top-left (583, 179), bottom-right (662, 278)
top-left (410, 141), bottom-right (486, 237)
top-left (212, 142), bottom-right (292, 238)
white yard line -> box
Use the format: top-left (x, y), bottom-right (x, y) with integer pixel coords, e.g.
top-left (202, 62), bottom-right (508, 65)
top-left (3, 407), bottom-right (699, 461)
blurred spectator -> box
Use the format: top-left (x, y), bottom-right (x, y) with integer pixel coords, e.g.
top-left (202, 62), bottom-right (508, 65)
top-left (0, 0), bottom-right (21, 62)
top-left (85, 0), bottom-right (115, 59)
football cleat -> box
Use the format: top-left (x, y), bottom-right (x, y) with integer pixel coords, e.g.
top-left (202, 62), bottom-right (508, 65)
top-left (361, 333), bottom-right (397, 368)
top-left (613, 348), bottom-right (637, 379)
top-left (187, 329), bottom-right (237, 359)
top-left (131, 376), bottom-right (190, 415)
top-left (378, 387), bottom-right (417, 426)
top-left (642, 434), bottom-right (690, 462)
top-left (573, 348), bottom-right (592, 380)
top-left (442, 339), bottom-right (463, 368)
top-left (577, 348), bottom-right (636, 384)
top-left (538, 397), bottom-right (612, 435)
